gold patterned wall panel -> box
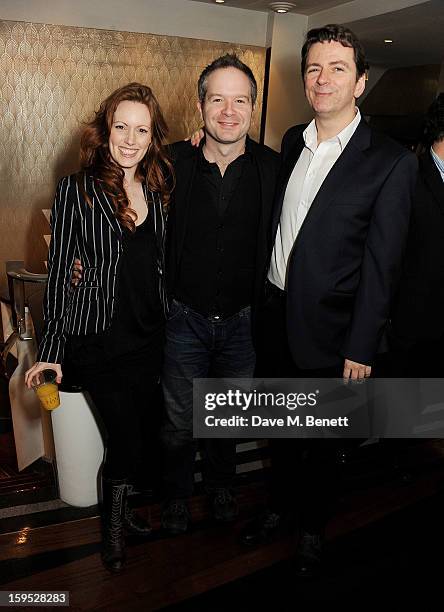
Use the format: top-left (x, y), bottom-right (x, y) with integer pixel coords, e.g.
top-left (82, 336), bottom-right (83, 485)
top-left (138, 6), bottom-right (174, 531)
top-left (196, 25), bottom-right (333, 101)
top-left (0, 20), bottom-right (266, 294)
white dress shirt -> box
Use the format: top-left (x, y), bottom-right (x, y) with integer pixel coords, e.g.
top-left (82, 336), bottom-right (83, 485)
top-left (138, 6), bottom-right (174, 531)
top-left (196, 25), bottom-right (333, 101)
top-left (268, 110), bottom-right (362, 291)
top-left (431, 145), bottom-right (444, 182)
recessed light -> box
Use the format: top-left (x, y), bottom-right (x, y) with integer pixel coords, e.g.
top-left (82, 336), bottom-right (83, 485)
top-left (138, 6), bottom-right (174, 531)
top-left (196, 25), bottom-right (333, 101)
top-left (384, 39), bottom-right (393, 43)
top-left (269, 2), bottom-right (296, 13)
top-left (215, 0), bottom-right (225, 4)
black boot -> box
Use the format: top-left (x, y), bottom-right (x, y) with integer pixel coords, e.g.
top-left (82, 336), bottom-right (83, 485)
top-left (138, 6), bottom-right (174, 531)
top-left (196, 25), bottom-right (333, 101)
top-left (293, 530), bottom-right (324, 578)
top-left (239, 511), bottom-right (283, 546)
top-left (101, 478), bottom-right (127, 573)
top-left (123, 498), bottom-right (152, 536)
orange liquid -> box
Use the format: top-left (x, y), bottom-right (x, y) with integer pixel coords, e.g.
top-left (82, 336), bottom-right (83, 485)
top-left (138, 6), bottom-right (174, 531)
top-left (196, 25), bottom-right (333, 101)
top-left (36, 383), bottom-right (60, 410)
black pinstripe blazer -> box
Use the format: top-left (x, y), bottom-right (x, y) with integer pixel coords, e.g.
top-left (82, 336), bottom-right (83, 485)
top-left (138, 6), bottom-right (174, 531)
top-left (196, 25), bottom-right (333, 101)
top-left (38, 173), bottom-right (168, 364)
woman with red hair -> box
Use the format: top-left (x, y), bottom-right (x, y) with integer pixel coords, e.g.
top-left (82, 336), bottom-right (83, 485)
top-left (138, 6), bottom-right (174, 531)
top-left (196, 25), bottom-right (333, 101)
top-left (25, 83), bottom-right (174, 572)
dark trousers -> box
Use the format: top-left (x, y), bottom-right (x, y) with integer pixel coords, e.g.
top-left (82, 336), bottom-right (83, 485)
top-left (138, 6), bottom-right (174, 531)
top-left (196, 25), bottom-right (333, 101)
top-left (256, 287), bottom-right (346, 533)
top-left (393, 337), bottom-right (444, 377)
top-left (86, 375), bottom-right (161, 483)
top-left (161, 300), bottom-right (256, 499)
top-left (64, 343), bottom-right (162, 484)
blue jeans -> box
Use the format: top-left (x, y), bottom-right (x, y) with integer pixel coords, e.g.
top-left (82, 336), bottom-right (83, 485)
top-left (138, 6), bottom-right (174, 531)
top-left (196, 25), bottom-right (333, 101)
top-left (162, 300), bottom-right (256, 499)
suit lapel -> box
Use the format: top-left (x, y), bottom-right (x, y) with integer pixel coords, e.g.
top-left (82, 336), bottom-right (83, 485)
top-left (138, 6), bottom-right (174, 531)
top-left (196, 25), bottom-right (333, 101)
top-left (271, 135), bottom-right (305, 240)
top-left (294, 119), bottom-right (371, 242)
top-left (142, 184), bottom-right (168, 315)
top-left (249, 140), bottom-right (274, 261)
top-left (421, 152), bottom-right (444, 216)
top-left (174, 152), bottom-right (198, 265)
top-left (91, 179), bottom-right (122, 237)
top-left (143, 185), bottom-right (165, 253)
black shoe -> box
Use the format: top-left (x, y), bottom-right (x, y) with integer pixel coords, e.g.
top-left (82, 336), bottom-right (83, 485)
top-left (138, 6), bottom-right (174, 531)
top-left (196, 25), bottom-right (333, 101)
top-left (161, 499), bottom-right (190, 535)
top-left (210, 488), bottom-right (239, 522)
top-left (101, 479), bottom-right (127, 573)
top-left (293, 530), bottom-right (324, 578)
top-left (123, 502), bottom-right (152, 536)
top-left (239, 511), bottom-right (282, 546)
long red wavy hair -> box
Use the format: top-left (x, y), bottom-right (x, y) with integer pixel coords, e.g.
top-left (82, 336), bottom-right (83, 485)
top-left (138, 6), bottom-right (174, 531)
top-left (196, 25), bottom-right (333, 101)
top-left (79, 82), bottom-right (174, 231)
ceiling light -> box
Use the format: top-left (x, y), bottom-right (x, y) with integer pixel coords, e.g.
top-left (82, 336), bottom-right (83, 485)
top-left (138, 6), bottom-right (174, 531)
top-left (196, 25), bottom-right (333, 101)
top-left (269, 2), bottom-right (296, 13)
top-left (384, 39), bottom-right (393, 43)
top-left (215, 0), bottom-right (225, 4)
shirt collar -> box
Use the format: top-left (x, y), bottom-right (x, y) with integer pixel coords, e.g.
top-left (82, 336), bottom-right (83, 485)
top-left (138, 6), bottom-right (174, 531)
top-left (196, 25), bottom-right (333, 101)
top-left (430, 145), bottom-right (444, 182)
top-left (303, 109), bottom-right (361, 153)
top-left (198, 136), bottom-right (251, 167)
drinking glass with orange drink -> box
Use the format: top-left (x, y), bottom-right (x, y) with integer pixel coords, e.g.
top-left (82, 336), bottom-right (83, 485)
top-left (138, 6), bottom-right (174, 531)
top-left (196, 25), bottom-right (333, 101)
top-left (31, 369), bottom-right (60, 410)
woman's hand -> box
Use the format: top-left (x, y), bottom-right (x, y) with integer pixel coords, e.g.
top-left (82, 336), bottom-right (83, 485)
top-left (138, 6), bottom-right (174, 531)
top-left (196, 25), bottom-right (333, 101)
top-left (25, 362), bottom-right (63, 389)
top-left (185, 128), bottom-right (205, 147)
top-left (72, 258), bottom-right (83, 287)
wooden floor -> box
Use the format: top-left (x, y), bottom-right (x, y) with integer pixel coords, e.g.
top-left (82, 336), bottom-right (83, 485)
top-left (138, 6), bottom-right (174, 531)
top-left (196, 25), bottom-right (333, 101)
top-left (1, 441), bottom-right (444, 611)
top-left (0, 433), bottom-right (58, 510)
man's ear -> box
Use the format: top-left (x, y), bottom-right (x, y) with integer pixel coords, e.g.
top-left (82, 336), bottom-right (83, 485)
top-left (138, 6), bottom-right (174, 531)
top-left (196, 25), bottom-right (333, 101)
top-left (197, 100), bottom-right (203, 121)
top-left (354, 73), bottom-right (366, 99)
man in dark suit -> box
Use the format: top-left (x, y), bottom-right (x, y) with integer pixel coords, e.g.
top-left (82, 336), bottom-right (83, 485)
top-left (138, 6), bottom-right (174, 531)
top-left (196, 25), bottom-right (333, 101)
top-left (241, 25), bottom-right (417, 575)
top-left (161, 54), bottom-right (280, 533)
top-left (390, 93), bottom-right (444, 375)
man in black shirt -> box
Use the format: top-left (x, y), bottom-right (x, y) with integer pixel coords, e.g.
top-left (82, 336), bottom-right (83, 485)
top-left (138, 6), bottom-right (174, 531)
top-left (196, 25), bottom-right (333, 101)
top-left (161, 54), bottom-right (279, 534)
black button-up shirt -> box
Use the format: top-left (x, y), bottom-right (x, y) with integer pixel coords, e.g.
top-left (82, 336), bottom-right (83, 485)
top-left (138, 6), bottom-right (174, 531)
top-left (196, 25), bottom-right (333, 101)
top-left (174, 141), bottom-right (261, 318)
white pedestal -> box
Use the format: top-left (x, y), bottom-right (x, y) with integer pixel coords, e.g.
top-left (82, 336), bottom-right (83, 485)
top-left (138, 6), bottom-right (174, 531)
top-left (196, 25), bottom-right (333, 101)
top-left (51, 391), bottom-right (105, 507)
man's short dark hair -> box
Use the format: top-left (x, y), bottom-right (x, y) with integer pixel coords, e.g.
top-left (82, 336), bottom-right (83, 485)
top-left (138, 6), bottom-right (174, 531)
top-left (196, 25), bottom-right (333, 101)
top-left (424, 93), bottom-right (444, 145)
top-left (301, 24), bottom-right (366, 80)
top-left (198, 53), bottom-right (257, 106)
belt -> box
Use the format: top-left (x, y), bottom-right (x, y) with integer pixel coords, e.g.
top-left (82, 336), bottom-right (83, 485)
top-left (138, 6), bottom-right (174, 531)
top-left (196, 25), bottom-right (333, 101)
top-left (206, 304), bottom-right (250, 322)
top-left (175, 299), bottom-right (249, 322)
top-left (207, 313), bottom-right (224, 322)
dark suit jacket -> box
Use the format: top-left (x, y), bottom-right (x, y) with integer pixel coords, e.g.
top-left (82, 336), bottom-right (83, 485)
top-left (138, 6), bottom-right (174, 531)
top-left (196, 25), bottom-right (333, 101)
top-left (38, 173), bottom-right (167, 364)
top-left (166, 137), bottom-right (280, 314)
top-left (272, 119), bottom-right (418, 369)
top-left (391, 150), bottom-right (444, 345)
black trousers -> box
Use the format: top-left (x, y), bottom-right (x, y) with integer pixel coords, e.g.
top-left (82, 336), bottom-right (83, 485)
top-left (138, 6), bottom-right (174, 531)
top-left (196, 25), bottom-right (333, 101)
top-left (255, 287), bottom-right (347, 533)
top-left (85, 375), bottom-right (161, 482)
top-left (64, 338), bottom-right (162, 484)
top-left (392, 337), bottom-right (444, 377)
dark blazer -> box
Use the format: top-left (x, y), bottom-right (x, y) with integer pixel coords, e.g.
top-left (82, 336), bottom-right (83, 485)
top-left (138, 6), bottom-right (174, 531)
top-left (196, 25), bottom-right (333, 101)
top-left (391, 150), bottom-right (444, 345)
top-left (38, 173), bottom-right (167, 364)
top-left (273, 119), bottom-right (418, 369)
top-left (166, 137), bottom-right (280, 311)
